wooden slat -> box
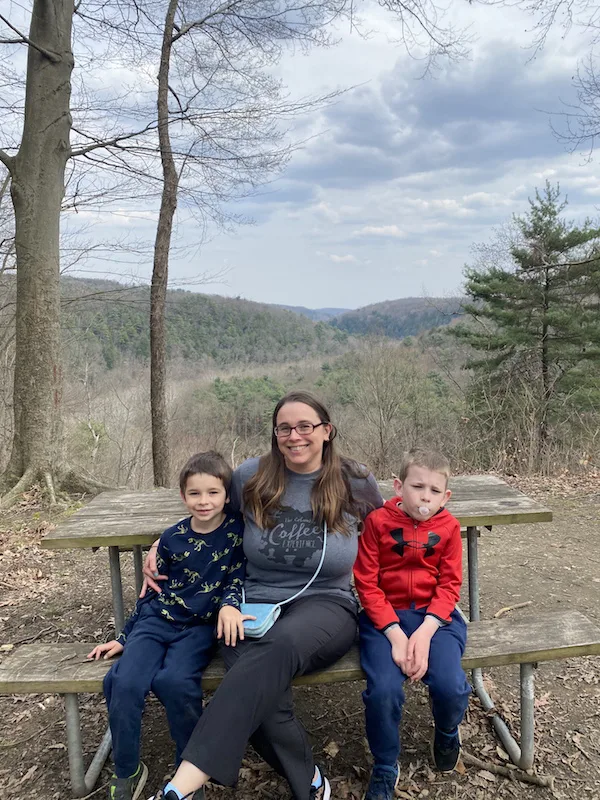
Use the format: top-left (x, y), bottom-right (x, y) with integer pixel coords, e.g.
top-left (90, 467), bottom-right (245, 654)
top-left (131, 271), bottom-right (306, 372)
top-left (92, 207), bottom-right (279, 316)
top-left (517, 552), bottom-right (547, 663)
top-left (2, 612), bottom-right (598, 695)
top-left (41, 477), bottom-right (552, 550)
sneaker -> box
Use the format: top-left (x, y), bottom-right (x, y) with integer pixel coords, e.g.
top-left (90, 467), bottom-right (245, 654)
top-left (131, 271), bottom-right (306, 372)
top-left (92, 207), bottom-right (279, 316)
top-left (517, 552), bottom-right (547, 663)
top-left (363, 764), bottom-right (399, 800)
top-left (431, 727), bottom-right (461, 773)
top-left (310, 765), bottom-right (331, 800)
top-left (109, 763), bottom-right (148, 800)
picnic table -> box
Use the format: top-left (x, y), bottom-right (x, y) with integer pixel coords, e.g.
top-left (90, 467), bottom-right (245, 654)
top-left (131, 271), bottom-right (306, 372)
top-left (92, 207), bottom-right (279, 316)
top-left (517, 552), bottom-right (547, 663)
top-left (41, 474), bottom-right (552, 633)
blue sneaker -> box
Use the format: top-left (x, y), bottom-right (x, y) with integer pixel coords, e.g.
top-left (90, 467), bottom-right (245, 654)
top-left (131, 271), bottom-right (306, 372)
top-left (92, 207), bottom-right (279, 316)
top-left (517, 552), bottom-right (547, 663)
top-left (363, 764), bottom-right (399, 800)
top-left (310, 764), bottom-right (331, 800)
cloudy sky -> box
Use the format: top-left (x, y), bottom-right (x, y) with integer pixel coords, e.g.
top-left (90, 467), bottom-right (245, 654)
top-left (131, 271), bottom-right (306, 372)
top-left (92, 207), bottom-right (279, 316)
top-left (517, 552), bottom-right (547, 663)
top-left (63, 0), bottom-right (600, 310)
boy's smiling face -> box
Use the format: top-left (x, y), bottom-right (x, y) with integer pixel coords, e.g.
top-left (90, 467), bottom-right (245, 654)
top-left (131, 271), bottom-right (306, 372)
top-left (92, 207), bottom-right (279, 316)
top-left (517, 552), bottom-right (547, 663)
top-left (181, 472), bottom-right (228, 533)
top-left (393, 464), bottom-right (451, 522)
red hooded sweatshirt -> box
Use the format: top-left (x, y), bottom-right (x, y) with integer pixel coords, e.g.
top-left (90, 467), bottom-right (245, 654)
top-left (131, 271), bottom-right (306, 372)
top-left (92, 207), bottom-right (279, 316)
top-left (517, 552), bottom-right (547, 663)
top-left (354, 497), bottom-right (462, 629)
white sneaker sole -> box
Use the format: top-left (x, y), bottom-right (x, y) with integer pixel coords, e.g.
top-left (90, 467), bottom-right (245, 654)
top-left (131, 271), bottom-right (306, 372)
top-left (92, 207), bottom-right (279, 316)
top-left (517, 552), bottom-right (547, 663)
top-left (132, 762), bottom-right (149, 800)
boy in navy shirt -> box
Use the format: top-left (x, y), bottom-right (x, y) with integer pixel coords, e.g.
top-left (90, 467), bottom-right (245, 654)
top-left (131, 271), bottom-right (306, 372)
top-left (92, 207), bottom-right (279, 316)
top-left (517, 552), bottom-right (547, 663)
top-left (88, 451), bottom-right (246, 800)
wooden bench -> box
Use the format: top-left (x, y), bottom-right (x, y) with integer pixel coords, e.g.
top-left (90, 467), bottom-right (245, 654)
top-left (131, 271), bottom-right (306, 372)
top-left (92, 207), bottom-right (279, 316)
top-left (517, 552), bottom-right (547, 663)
top-left (1, 611), bottom-right (599, 797)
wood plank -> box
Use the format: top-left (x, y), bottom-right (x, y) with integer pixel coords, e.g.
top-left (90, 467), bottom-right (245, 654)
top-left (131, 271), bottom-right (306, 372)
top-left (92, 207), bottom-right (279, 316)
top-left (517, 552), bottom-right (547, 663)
top-left (2, 612), bottom-right (598, 694)
top-left (41, 476), bottom-right (552, 550)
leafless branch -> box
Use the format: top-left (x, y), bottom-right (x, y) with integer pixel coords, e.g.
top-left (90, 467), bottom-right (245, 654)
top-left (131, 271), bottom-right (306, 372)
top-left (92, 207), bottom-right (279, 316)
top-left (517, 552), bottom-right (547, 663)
top-left (0, 13), bottom-right (61, 62)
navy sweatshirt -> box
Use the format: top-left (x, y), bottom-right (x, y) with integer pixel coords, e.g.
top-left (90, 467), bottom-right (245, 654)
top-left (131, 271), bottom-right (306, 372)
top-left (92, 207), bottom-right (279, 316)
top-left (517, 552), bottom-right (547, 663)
top-left (117, 512), bottom-right (245, 644)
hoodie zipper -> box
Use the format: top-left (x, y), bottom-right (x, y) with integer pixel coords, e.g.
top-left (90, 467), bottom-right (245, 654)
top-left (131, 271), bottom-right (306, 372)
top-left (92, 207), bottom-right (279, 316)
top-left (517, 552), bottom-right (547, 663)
top-left (410, 518), bottom-right (419, 604)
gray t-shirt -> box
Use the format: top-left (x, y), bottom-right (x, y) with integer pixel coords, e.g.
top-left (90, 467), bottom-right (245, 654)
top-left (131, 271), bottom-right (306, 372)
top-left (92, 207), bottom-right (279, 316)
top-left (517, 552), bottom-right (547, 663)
top-left (230, 457), bottom-right (383, 606)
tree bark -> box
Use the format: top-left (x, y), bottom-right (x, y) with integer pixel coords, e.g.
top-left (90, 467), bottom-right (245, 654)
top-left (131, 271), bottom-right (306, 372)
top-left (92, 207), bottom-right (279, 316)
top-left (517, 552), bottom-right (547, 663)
top-left (1, 0), bottom-right (73, 493)
top-left (150, 0), bottom-right (179, 488)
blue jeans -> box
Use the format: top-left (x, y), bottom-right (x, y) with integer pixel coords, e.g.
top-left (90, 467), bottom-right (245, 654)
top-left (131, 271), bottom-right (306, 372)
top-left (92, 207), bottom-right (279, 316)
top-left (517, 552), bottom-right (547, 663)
top-left (359, 607), bottom-right (471, 767)
top-left (103, 605), bottom-right (215, 777)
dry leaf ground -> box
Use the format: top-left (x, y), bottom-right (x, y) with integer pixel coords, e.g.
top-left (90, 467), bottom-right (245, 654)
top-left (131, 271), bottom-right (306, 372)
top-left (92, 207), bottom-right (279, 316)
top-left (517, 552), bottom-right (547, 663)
top-left (0, 479), bottom-right (599, 800)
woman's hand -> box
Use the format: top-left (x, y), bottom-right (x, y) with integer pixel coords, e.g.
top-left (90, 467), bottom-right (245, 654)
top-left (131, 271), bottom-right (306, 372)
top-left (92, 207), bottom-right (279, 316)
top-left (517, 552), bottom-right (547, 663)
top-left (217, 605), bottom-right (256, 647)
top-left (87, 640), bottom-right (124, 660)
top-left (140, 539), bottom-right (168, 597)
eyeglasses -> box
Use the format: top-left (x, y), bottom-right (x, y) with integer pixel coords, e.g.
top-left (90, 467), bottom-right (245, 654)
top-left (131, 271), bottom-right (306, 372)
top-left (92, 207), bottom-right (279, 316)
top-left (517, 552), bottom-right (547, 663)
top-left (274, 422), bottom-right (328, 438)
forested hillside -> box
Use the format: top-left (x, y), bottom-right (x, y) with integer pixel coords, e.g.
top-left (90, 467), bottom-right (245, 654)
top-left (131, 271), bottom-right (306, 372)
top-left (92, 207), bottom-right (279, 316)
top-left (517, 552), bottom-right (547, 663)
top-left (46, 278), bottom-right (463, 370)
top-left (57, 278), bottom-right (349, 368)
top-left (276, 304), bottom-right (350, 321)
top-left (331, 297), bottom-right (463, 338)
top-left (1, 274), bottom-right (465, 377)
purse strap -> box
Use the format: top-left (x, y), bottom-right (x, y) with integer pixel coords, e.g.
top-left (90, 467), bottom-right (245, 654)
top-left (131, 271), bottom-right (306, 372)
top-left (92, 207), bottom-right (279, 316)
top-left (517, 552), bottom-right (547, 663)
top-left (242, 522), bottom-right (328, 606)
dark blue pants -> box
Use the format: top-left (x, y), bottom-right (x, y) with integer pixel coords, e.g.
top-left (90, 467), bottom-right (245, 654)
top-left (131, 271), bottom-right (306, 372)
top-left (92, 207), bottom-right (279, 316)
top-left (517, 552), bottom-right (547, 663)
top-left (359, 608), bottom-right (471, 768)
top-left (103, 605), bottom-right (215, 777)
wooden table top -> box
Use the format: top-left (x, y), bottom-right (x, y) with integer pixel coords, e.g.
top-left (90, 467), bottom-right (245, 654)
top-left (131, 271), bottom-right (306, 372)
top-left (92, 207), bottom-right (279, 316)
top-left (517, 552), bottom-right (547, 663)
top-left (41, 474), bottom-right (552, 550)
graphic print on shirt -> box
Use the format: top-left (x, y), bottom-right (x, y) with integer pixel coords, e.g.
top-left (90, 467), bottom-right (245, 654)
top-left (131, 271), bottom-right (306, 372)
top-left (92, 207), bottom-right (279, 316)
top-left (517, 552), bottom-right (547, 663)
top-left (390, 528), bottom-right (441, 558)
top-left (257, 506), bottom-right (323, 567)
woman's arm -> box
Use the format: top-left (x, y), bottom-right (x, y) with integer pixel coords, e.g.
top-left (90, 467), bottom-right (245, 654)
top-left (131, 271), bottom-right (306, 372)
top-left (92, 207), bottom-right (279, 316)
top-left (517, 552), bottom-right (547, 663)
top-left (140, 538), bottom-right (168, 596)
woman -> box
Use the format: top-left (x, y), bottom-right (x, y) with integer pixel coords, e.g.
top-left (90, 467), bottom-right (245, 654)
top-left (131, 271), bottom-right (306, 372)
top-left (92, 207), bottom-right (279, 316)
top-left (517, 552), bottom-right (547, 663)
top-left (144, 391), bottom-right (383, 800)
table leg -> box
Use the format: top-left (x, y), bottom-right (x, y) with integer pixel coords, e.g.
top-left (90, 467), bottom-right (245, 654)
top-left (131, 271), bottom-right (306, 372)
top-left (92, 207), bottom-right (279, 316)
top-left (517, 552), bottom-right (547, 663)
top-left (466, 526), bottom-right (536, 769)
top-left (64, 693), bottom-right (87, 798)
top-left (133, 546), bottom-right (144, 595)
top-left (466, 526), bottom-right (480, 622)
top-left (519, 663), bottom-right (535, 770)
top-left (108, 546), bottom-right (125, 635)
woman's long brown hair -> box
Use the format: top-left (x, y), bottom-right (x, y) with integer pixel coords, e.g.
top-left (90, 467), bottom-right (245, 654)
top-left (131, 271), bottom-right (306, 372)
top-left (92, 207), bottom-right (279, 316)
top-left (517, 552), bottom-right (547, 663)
top-left (243, 391), bottom-right (368, 535)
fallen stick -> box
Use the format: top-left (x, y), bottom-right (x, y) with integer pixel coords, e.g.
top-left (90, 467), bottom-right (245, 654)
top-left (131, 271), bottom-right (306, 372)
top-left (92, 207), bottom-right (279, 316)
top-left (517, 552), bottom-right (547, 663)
top-left (493, 601), bottom-right (532, 619)
top-left (461, 751), bottom-right (555, 788)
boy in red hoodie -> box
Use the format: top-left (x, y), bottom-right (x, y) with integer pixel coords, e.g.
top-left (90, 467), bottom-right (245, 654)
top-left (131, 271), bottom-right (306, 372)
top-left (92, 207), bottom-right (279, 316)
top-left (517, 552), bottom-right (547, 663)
top-left (354, 449), bottom-right (471, 800)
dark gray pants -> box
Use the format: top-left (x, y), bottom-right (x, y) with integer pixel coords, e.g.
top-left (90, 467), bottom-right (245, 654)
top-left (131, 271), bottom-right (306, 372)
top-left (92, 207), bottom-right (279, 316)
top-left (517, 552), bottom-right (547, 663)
top-left (181, 594), bottom-right (357, 800)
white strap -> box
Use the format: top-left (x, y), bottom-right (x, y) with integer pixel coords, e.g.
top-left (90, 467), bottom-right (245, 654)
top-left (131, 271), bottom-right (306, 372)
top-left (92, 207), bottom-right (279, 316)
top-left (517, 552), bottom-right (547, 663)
top-left (242, 522), bottom-right (328, 606)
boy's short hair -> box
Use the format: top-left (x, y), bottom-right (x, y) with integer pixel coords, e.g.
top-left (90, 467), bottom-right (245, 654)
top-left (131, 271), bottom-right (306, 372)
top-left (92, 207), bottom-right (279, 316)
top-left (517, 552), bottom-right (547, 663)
top-left (398, 448), bottom-right (451, 484)
top-left (179, 451), bottom-right (233, 494)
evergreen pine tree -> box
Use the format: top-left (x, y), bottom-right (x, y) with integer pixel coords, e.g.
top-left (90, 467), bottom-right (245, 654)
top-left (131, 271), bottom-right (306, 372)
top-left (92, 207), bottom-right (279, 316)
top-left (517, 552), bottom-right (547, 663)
top-left (452, 182), bottom-right (600, 470)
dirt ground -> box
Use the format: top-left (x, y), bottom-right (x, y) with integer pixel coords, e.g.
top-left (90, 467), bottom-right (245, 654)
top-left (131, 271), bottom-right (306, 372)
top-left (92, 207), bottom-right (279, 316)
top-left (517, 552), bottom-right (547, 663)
top-left (0, 477), bottom-right (599, 800)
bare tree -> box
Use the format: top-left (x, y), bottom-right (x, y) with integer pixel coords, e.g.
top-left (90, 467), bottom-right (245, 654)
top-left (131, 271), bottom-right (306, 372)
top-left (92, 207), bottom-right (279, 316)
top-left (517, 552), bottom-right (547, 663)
top-left (1, 0), bottom-right (576, 504)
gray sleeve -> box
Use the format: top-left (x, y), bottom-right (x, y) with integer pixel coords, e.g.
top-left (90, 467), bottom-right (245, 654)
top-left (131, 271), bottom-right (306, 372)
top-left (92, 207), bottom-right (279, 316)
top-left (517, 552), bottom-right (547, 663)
top-left (229, 458), bottom-right (260, 514)
top-left (351, 472), bottom-right (384, 520)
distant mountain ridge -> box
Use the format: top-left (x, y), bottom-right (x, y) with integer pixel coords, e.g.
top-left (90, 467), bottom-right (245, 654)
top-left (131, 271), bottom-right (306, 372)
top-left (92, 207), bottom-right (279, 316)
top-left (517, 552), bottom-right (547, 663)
top-left (275, 305), bottom-right (351, 321)
top-left (0, 275), bottom-right (464, 371)
top-left (330, 297), bottom-right (464, 339)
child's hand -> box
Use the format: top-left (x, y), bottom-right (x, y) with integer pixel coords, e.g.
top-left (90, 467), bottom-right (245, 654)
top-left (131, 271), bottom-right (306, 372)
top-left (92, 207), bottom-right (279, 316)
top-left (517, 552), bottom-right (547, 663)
top-left (217, 605), bottom-right (256, 647)
top-left (385, 626), bottom-right (410, 674)
top-left (87, 640), bottom-right (124, 660)
top-left (406, 618), bottom-right (438, 682)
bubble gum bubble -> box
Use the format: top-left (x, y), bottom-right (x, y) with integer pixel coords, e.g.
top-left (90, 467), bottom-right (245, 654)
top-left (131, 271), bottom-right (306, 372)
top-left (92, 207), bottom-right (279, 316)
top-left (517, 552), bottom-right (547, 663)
top-left (418, 506), bottom-right (430, 516)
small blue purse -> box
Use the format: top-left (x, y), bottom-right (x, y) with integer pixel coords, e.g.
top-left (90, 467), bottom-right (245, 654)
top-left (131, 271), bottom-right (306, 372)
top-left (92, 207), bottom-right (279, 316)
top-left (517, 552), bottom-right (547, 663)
top-left (241, 523), bottom-right (328, 638)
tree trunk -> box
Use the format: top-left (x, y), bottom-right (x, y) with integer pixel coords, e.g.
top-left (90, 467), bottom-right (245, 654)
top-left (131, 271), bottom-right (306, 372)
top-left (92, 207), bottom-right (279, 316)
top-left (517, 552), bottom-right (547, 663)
top-left (1, 0), bottom-right (73, 496)
top-left (150, 0), bottom-right (179, 487)
top-left (539, 266), bottom-right (551, 469)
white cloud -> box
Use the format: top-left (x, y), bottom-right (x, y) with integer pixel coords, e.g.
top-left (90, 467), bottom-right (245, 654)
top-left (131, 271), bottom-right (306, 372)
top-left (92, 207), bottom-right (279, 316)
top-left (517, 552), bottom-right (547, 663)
top-left (354, 224), bottom-right (406, 237)
top-left (329, 254), bottom-right (358, 263)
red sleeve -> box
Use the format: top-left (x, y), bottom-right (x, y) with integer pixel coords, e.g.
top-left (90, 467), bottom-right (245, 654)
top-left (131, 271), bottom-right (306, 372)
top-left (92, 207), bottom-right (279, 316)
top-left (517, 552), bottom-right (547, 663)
top-left (427, 520), bottom-right (462, 622)
top-left (353, 513), bottom-right (398, 630)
